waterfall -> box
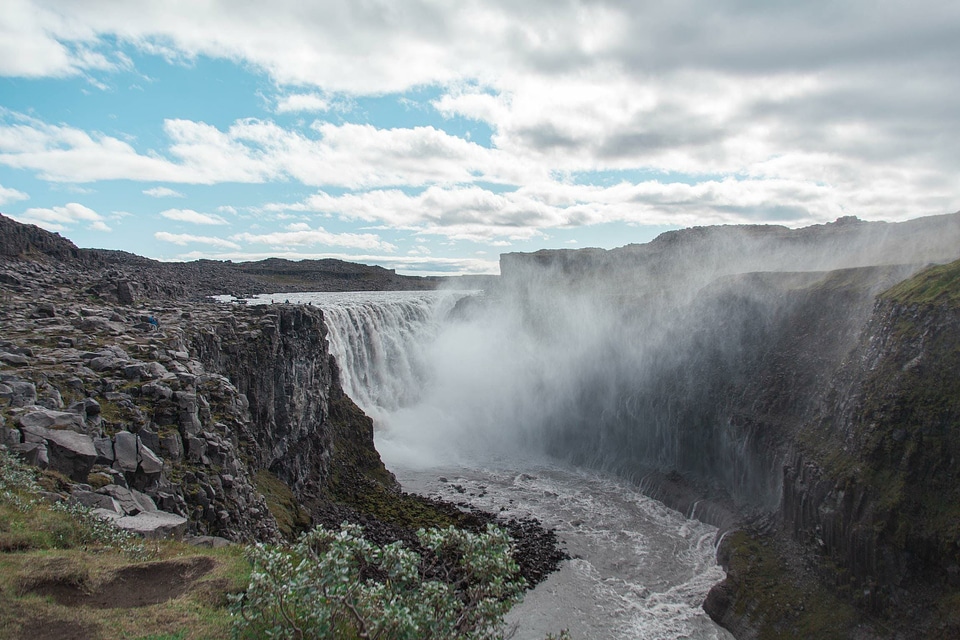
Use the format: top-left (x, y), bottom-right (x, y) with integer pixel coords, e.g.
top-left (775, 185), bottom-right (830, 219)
top-left (246, 290), bottom-right (474, 423)
top-left (322, 292), bottom-right (454, 415)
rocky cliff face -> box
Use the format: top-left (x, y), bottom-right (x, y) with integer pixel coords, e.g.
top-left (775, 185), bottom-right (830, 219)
top-left (701, 264), bottom-right (960, 638)
top-left (0, 219), bottom-right (398, 544)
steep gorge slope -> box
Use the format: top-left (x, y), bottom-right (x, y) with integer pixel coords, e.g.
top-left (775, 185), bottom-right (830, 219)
top-left (495, 214), bottom-right (960, 638)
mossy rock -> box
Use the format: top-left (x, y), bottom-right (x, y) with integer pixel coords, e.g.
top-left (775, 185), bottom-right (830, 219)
top-left (254, 470), bottom-right (311, 540)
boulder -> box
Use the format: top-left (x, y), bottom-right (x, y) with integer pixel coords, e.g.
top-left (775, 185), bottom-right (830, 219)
top-left (3, 381), bottom-right (36, 407)
top-left (19, 424), bottom-right (96, 481)
top-left (0, 352), bottom-right (29, 367)
top-left (186, 535), bottom-right (231, 548)
top-left (32, 302), bottom-right (57, 318)
top-left (88, 355), bottom-right (124, 372)
top-left (83, 397), bottom-right (101, 416)
top-left (174, 391), bottom-right (202, 435)
top-left (112, 430), bottom-right (164, 476)
top-left (116, 280), bottom-right (137, 305)
top-left (71, 490), bottom-right (121, 513)
top-left (141, 381), bottom-right (173, 400)
top-left (160, 431), bottom-right (183, 461)
top-left (138, 427), bottom-right (160, 453)
top-left (138, 441), bottom-right (163, 475)
top-left (11, 442), bottom-right (48, 468)
top-left (1, 427), bottom-right (20, 447)
top-left (96, 484), bottom-right (157, 515)
top-left (113, 431), bottom-right (140, 473)
top-left (93, 436), bottom-right (114, 464)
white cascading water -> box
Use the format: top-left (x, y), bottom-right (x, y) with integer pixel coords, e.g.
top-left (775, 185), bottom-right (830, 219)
top-left (245, 289), bottom-right (733, 640)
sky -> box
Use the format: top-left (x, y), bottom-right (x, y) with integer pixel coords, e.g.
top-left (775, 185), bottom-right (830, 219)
top-left (0, 1), bottom-right (958, 276)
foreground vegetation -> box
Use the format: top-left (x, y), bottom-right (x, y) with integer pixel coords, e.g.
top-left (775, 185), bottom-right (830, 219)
top-left (0, 446), bottom-right (566, 639)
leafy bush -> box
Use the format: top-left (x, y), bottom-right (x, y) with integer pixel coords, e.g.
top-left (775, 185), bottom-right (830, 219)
top-left (233, 522), bottom-right (527, 640)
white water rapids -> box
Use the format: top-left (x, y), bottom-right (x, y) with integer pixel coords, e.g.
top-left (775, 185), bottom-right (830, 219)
top-left (244, 290), bottom-right (733, 640)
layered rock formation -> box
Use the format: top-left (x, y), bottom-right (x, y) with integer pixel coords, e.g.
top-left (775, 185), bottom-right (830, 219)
top-left (0, 215), bottom-right (402, 543)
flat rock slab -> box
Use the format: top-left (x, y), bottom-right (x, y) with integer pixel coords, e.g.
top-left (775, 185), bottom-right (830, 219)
top-left (93, 509), bottom-right (188, 539)
top-left (18, 409), bottom-right (85, 431)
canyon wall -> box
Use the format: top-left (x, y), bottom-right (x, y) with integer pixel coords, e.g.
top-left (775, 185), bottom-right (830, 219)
top-left (496, 214), bottom-right (960, 638)
top-left (0, 214), bottom-right (398, 543)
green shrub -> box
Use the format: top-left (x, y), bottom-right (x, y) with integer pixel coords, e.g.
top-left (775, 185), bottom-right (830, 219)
top-left (232, 522), bottom-right (526, 640)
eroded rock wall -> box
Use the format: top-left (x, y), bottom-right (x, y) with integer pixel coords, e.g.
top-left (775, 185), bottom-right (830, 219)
top-left (0, 245), bottom-right (395, 543)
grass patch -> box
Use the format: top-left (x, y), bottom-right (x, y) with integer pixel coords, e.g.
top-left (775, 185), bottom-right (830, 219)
top-left (1, 445), bottom-right (251, 639)
top-left (0, 545), bottom-right (250, 640)
top-left (882, 258), bottom-right (960, 308)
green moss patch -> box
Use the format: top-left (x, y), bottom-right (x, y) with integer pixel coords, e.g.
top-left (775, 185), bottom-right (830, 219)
top-left (252, 470), bottom-right (311, 540)
top-left (722, 530), bottom-right (859, 639)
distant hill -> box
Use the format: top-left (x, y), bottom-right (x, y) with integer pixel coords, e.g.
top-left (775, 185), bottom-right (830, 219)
top-left (0, 213), bottom-right (457, 298)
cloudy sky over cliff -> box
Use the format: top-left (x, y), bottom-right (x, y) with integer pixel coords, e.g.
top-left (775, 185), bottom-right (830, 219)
top-left (1, 1), bottom-right (958, 274)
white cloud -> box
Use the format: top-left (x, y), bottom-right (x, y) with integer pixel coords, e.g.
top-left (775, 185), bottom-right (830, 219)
top-left (275, 92), bottom-right (329, 113)
top-left (159, 208), bottom-right (228, 225)
top-left (1, 1), bottom-right (959, 238)
top-left (12, 202), bottom-right (110, 231)
top-left (154, 231), bottom-right (240, 249)
top-left (0, 113), bottom-right (536, 188)
top-left (143, 186), bottom-right (184, 197)
top-left (0, 184), bottom-right (29, 206)
top-left (269, 174), bottom-right (925, 243)
top-left (231, 227), bottom-right (397, 252)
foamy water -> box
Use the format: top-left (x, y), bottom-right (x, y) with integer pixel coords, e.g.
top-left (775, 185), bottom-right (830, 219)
top-left (388, 457), bottom-right (733, 640)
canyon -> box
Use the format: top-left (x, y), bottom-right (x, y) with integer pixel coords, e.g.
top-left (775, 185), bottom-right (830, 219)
top-left (2, 211), bottom-right (960, 638)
